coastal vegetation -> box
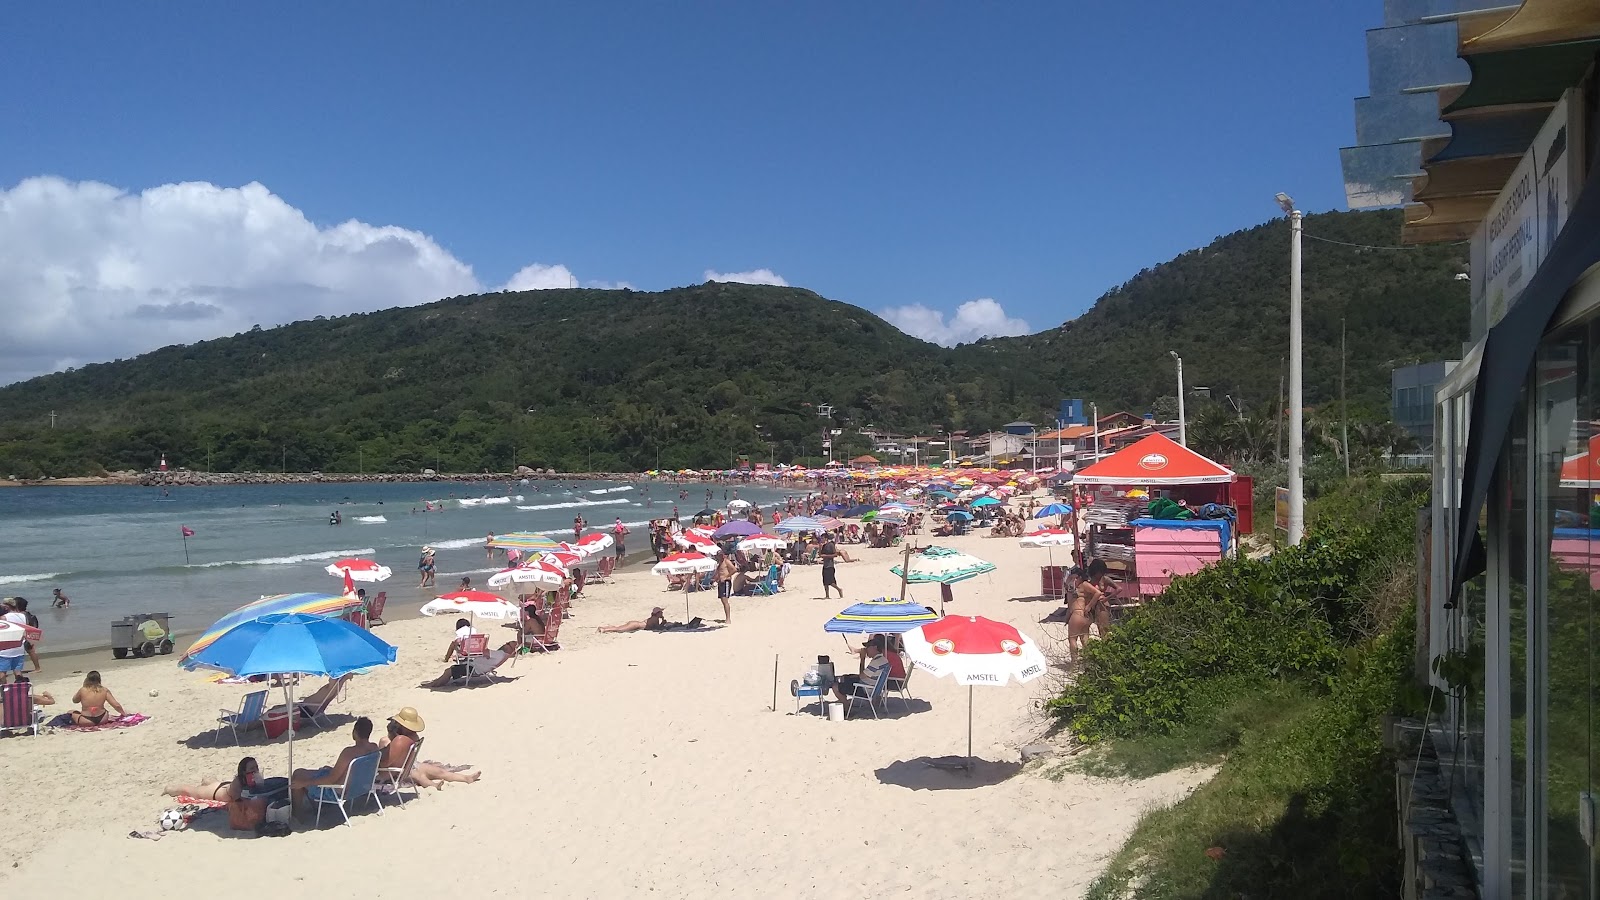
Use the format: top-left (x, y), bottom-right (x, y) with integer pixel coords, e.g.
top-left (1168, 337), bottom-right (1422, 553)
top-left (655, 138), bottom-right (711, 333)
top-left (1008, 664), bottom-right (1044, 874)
top-left (0, 209), bottom-right (1466, 478)
top-left (1051, 477), bottom-right (1427, 897)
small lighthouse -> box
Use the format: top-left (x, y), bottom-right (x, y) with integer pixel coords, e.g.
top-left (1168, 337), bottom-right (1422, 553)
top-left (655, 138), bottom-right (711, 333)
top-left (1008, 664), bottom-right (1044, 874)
top-left (158, 454), bottom-right (168, 472)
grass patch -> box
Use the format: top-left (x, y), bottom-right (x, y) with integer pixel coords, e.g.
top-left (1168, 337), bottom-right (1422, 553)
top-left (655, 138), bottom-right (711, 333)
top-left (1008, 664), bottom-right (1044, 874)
top-left (1067, 678), bottom-right (1315, 780)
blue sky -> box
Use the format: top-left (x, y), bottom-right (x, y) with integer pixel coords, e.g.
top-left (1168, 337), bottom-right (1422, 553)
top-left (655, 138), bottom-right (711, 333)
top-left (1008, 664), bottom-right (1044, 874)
top-left (0, 1), bottom-right (1380, 380)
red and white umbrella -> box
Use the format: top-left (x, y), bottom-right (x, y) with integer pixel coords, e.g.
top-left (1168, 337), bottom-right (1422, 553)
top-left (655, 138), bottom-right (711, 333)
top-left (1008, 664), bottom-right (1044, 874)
top-left (539, 550), bottom-right (584, 570)
top-left (1018, 528), bottom-right (1076, 593)
top-left (573, 532), bottom-right (614, 556)
top-left (672, 527), bottom-right (717, 550)
top-left (651, 551), bottom-right (716, 576)
top-left (737, 533), bottom-right (787, 552)
top-left (902, 615), bottom-right (1048, 769)
top-left (486, 560), bottom-right (567, 589)
top-left (324, 558), bottom-right (392, 582)
top-left (0, 618), bottom-right (42, 652)
top-left (420, 590), bottom-right (521, 620)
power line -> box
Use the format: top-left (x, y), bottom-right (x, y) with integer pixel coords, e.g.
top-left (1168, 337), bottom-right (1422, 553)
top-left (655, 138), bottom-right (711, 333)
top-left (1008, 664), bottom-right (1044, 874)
top-left (1301, 231), bottom-right (1468, 252)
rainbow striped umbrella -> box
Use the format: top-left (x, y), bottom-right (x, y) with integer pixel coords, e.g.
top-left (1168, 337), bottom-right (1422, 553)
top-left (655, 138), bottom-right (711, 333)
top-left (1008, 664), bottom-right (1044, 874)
top-left (180, 592), bottom-right (362, 666)
top-left (824, 599), bottom-right (940, 634)
top-left (487, 532), bottom-right (562, 551)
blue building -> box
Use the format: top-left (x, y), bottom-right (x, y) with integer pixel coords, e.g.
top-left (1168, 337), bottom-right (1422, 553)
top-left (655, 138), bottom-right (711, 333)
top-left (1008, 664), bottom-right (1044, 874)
top-left (1058, 399), bottom-right (1086, 426)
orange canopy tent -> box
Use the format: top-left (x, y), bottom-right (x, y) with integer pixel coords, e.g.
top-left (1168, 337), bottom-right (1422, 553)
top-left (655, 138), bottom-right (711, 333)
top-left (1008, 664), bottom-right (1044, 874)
top-left (1072, 433), bottom-right (1235, 486)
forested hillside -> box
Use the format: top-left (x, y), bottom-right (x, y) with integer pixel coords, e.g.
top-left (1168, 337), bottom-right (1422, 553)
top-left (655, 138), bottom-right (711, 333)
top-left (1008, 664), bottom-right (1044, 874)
top-left (0, 209), bottom-right (1469, 477)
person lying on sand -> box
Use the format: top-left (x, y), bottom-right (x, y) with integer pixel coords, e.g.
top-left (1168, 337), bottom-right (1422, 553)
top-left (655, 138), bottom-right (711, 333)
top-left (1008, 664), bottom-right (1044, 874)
top-left (164, 756), bottom-right (270, 831)
top-left (598, 607), bottom-right (667, 633)
top-left (70, 670), bottom-right (125, 726)
top-left (290, 717), bottom-right (378, 808)
top-left (378, 707), bottom-right (481, 789)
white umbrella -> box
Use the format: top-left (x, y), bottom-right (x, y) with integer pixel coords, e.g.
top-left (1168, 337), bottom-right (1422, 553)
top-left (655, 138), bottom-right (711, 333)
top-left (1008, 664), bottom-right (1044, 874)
top-left (420, 590), bottom-right (521, 620)
top-left (1018, 528), bottom-right (1076, 597)
top-left (486, 562), bottom-right (566, 589)
top-left (902, 615), bottom-right (1048, 770)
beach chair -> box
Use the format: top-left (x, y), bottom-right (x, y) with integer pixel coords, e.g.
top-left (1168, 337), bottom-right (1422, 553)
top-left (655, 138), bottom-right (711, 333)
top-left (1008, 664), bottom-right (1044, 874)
top-left (750, 565), bottom-right (782, 596)
top-left (307, 750), bottom-right (384, 828)
top-left (885, 656), bottom-right (914, 710)
top-left (214, 689), bottom-right (268, 745)
top-left (457, 634), bottom-right (490, 687)
top-left (377, 736), bottom-right (424, 808)
top-left (846, 666), bottom-right (892, 720)
top-left (1, 682), bottom-right (44, 736)
top-left (298, 674), bottom-right (350, 730)
top-left (523, 602), bottom-right (564, 653)
top-left (367, 592), bottom-right (387, 626)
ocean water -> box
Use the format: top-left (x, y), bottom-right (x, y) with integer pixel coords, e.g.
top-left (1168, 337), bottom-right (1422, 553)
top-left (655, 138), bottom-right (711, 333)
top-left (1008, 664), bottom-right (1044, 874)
top-left (0, 479), bottom-right (790, 651)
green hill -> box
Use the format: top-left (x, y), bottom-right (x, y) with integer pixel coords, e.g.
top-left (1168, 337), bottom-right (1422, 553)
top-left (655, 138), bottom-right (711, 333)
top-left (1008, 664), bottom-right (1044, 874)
top-left (0, 209), bottom-right (1468, 477)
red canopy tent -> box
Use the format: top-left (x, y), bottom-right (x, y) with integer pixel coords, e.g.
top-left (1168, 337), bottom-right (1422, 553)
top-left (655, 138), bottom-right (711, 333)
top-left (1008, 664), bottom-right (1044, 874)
top-left (1073, 433), bottom-right (1235, 486)
top-left (1560, 434), bottom-right (1600, 488)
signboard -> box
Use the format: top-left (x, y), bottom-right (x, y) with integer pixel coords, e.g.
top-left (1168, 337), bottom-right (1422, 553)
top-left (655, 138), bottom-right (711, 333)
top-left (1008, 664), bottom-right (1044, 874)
top-left (1484, 89), bottom-right (1582, 330)
top-left (1274, 487), bottom-right (1290, 535)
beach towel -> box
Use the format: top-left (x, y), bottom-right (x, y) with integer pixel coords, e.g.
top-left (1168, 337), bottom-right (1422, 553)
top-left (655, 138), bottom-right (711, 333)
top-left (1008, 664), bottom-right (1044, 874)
top-left (51, 712), bottom-right (151, 731)
top-left (422, 760), bottom-right (474, 773)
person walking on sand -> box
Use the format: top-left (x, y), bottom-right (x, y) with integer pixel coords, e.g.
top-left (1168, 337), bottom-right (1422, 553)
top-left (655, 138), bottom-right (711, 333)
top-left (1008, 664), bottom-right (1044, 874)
top-left (820, 536), bottom-right (842, 599)
top-left (612, 518), bottom-right (629, 559)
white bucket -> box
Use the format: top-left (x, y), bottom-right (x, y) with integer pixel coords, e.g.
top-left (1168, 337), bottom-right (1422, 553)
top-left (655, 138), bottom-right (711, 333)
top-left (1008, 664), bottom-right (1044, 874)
top-left (826, 701), bottom-right (845, 722)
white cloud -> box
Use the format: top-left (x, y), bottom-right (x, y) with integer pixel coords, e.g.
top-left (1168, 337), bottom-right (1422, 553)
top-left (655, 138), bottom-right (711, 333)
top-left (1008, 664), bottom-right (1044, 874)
top-left (704, 268), bottom-right (787, 286)
top-left (880, 298), bottom-right (1031, 346)
top-left (0, 176), bottom-right (628, 385)
top-left (503, 263), bottom-right (576, 291)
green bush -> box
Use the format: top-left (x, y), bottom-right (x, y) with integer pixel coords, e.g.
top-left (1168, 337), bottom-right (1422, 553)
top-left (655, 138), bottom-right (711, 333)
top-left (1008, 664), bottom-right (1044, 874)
top-left (1049, 477), bottom-right (1426, 741)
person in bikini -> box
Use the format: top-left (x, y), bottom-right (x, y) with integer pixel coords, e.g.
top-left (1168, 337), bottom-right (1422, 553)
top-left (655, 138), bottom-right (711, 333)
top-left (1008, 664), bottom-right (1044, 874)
top-left (163, 756), bottom-right (271, 831)
top-left (70, 670), bottom-right (125, 726)
top-left (597, 607), bottom-right (667, 634)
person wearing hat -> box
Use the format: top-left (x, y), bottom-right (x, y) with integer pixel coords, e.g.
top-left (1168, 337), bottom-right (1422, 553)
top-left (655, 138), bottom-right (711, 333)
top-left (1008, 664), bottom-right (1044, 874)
top-left (831, 636), bottom-right (891, 706)
top-left (378, 707), bottom-right (482, 791)
top-left (596, 606), bottom-right (668, 634)
top-left (417, 546), bottom-right (437, 588)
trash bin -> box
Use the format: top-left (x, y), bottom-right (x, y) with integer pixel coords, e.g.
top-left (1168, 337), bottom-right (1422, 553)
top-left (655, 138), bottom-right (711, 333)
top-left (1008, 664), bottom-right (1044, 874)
top-left (826, 701), bottom-right (845, 722)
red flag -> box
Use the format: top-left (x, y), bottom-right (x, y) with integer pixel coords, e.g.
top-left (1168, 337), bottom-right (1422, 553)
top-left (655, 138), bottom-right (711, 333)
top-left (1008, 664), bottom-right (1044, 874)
top-left (343, 570), bottom-right (356, 596)
top-left (181, 526), bottom-right (195, 537)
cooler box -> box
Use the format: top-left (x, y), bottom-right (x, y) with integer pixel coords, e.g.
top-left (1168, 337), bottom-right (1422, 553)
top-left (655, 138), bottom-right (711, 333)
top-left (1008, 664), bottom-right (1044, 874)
top-left (263, 707), bottom-right (298, 739)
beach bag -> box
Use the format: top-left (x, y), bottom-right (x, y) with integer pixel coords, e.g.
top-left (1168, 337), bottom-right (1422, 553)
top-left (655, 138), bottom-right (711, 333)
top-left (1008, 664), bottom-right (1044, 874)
top-left (263, 799), bottom-right (293, 833)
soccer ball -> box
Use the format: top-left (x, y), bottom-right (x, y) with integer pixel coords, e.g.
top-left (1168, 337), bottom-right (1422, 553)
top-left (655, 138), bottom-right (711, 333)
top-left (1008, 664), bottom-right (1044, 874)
top-left (158, 808), bottom-right (190, 831)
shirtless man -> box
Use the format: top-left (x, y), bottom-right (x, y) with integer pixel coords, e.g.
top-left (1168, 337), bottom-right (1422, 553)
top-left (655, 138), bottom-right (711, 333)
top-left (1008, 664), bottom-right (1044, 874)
top-left (290, 717), bottom-right (378, 808)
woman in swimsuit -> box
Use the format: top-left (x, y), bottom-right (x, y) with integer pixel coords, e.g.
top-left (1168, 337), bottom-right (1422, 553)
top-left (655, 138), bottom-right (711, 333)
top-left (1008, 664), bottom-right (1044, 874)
top-left (163, 757), bottom-right (269, 830)
top-left (70, 670), bottom-right (124, 726)
top-left (1068, 562), bottom-right (1105, 668)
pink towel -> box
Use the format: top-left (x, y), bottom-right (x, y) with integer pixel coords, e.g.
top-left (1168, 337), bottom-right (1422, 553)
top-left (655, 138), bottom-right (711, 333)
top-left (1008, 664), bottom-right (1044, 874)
top-left (69, 713), bottom-right (150, 731)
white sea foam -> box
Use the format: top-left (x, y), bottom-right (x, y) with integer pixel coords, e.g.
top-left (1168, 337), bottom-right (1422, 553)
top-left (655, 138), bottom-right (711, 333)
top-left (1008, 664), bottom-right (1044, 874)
top-left (354, 515), bottom-right (388, 523)
top-left (588, 486), bottom-right (634, 495)
top-left (188, 547), bottom-right (378, 569)
top-left (457, 498), bottom-right (484, 507)
top-left (427, 537), bottom-right (483, 550)
top-left (0, 572), bottom-right (60, 585)
top-left (523, 519), bottom-right (651, 537)
top-left (515, 498), bottom-right (632, 511)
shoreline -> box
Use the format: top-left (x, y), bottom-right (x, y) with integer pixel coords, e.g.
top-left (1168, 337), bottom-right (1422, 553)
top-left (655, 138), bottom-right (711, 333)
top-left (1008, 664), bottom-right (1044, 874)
top-left (1, 471), bottom-right (808, 488)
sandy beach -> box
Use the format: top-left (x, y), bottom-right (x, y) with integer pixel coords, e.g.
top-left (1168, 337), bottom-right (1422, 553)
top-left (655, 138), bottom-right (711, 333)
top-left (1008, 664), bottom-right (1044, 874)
top-left (0, 523), bottom-right (1209, 899)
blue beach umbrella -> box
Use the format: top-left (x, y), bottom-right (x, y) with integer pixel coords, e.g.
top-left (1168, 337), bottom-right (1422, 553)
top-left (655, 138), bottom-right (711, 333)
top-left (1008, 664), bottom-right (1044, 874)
top-left (182, 612), bottom-right (397, 773)
top-left (945, 510), bottom-right (974, 522)
top-left (970, 497), bottom-right (1001, 508)
top-left (775, 516), bottom-right (827, 534)
top-left (1034, 503), bottom-right (1073, 519)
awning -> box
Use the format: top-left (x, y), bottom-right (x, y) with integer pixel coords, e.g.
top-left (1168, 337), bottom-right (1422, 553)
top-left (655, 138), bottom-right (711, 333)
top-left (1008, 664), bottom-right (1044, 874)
top-left (1451, 163), bottom-right (1600, 600)
top-left (1462, 0), bottom-right (1600, 55)
top-left (1443, 40), bottom-right (1600, 114)
top-left (1072, 433), bottom-right (1234, 486)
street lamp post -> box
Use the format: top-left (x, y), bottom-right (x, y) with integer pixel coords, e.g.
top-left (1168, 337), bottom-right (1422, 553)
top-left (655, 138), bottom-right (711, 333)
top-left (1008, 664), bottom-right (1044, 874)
top-left (1276, 191), bottom-right (1305, 546)
top-left (1169, 351), bottom-right (1187, 447)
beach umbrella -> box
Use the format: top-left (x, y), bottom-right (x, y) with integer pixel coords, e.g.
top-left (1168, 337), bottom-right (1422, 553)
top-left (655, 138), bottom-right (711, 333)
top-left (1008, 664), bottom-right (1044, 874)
top-left (1033, 503), bottom-right (1073, 519)
top-left (694, 507), bottom-right (718, 519)
top-left (890, 546), bottom-right (995, 584)
top-left (488, 532), bottom-right (562, 551)
top-left (538, 550), bottom-right (585, 569)
top-left (324, 558), bottom-right (392, 582)
top-left (573, 532), bottom-right (614, 556)
top-left (486, 561), bottom-right (566, 589)
top-left (181, 612), bottom-right (397, 775)
top-left (823, 599), bottom-right (940, 634)
top-left (675, 531), bottom-right (719, 553)
top-left (420, 590), bottom-right (521, 620)
top-left (945, 510), bottom-right (973, 522)
top-left (736, 534), bottom-right (787, 552)
top-left (842, 504), bottom-right (878, 518)
top-left (1018, 528), bottom-right (1076, 590)
top-left (970, 497), bottom-right (1001, 508)
top-left (180, 592), bottom-right (363, 664)
top-left (0, 619), bottom-right (41, 651)
top-left (774, 516), bottom-right (826, 534)
top-left (727, 499), bottom-right (752, 511)
top-left (901, 615), bottom-right (1047, 771)
top-left (712, 520), bottom-right (762, 539)
top-left (651, 551), bottom-right (717, 576)
top-left (812, 516), bottom-right (845, 530)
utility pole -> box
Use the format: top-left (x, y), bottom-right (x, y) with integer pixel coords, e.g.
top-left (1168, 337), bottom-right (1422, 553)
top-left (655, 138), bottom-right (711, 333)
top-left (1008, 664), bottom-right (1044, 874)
top-left (1275, 360), bottom-right (1286, 463)
top-left (1276, 192), bottom-right (1305, 546)
top-left (1341, 319), bottom-right (1350, 478)
top-left (1170, 351), bottom-right (1187, 447)
top-left (1092, 403), bottom-right (1100, 462)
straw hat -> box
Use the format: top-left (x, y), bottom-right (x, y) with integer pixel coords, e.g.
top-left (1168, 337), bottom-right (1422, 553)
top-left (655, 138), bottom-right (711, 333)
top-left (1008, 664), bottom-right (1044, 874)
top-left (422, 546), bottom-right (435, 555)
top-left (391, 707), bottom-right (426, 732)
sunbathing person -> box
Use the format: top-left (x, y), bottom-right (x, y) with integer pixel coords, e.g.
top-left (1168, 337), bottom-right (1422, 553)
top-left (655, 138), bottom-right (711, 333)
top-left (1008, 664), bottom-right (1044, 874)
top-left (377, 707), bottom-right (482, 790)
top-left (290, 717), bottom-right (378, 809)
top-left (421, 640), bottom-right (518, 687)
top-left (164, 756), bottom-right (271, 831)
top-left (69, 670), bottom-right (125, 726)
top-left (266, 673), bottom-right (352, 721)
top-left (597, 607), bottom-right (667, 633)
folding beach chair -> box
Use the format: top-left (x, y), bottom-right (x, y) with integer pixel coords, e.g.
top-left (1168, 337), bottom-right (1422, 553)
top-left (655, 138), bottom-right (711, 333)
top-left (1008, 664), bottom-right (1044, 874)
top-left (523, 601), bottom-right (564, 653)
top-left (457, 634), bottom-right (490, 687)
top-left (846, 666), bottom-right (892, 720)
top-left (307, 750), bottom-right (383, 827)
top-left (1, 681), bottom-right (44, 736)
top-left (377, 736), bottom-right (424, 808)
top-left (367, 592), bottom-right (388, 626)
top-left (750, 565), bottom-right (782, 596)
top-left (213, 689), bottom-right (268, 745)
top-left (299, 674), bottom-right (351, 730)
top-left (884, 656), bottom-right (914, 711)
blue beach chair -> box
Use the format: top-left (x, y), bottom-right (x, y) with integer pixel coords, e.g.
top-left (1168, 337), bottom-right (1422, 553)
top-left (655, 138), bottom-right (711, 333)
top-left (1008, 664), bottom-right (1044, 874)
top-left (308, 750), bottom-right (383, 827)
top-left (214, 689), bottom-right (268, 745)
